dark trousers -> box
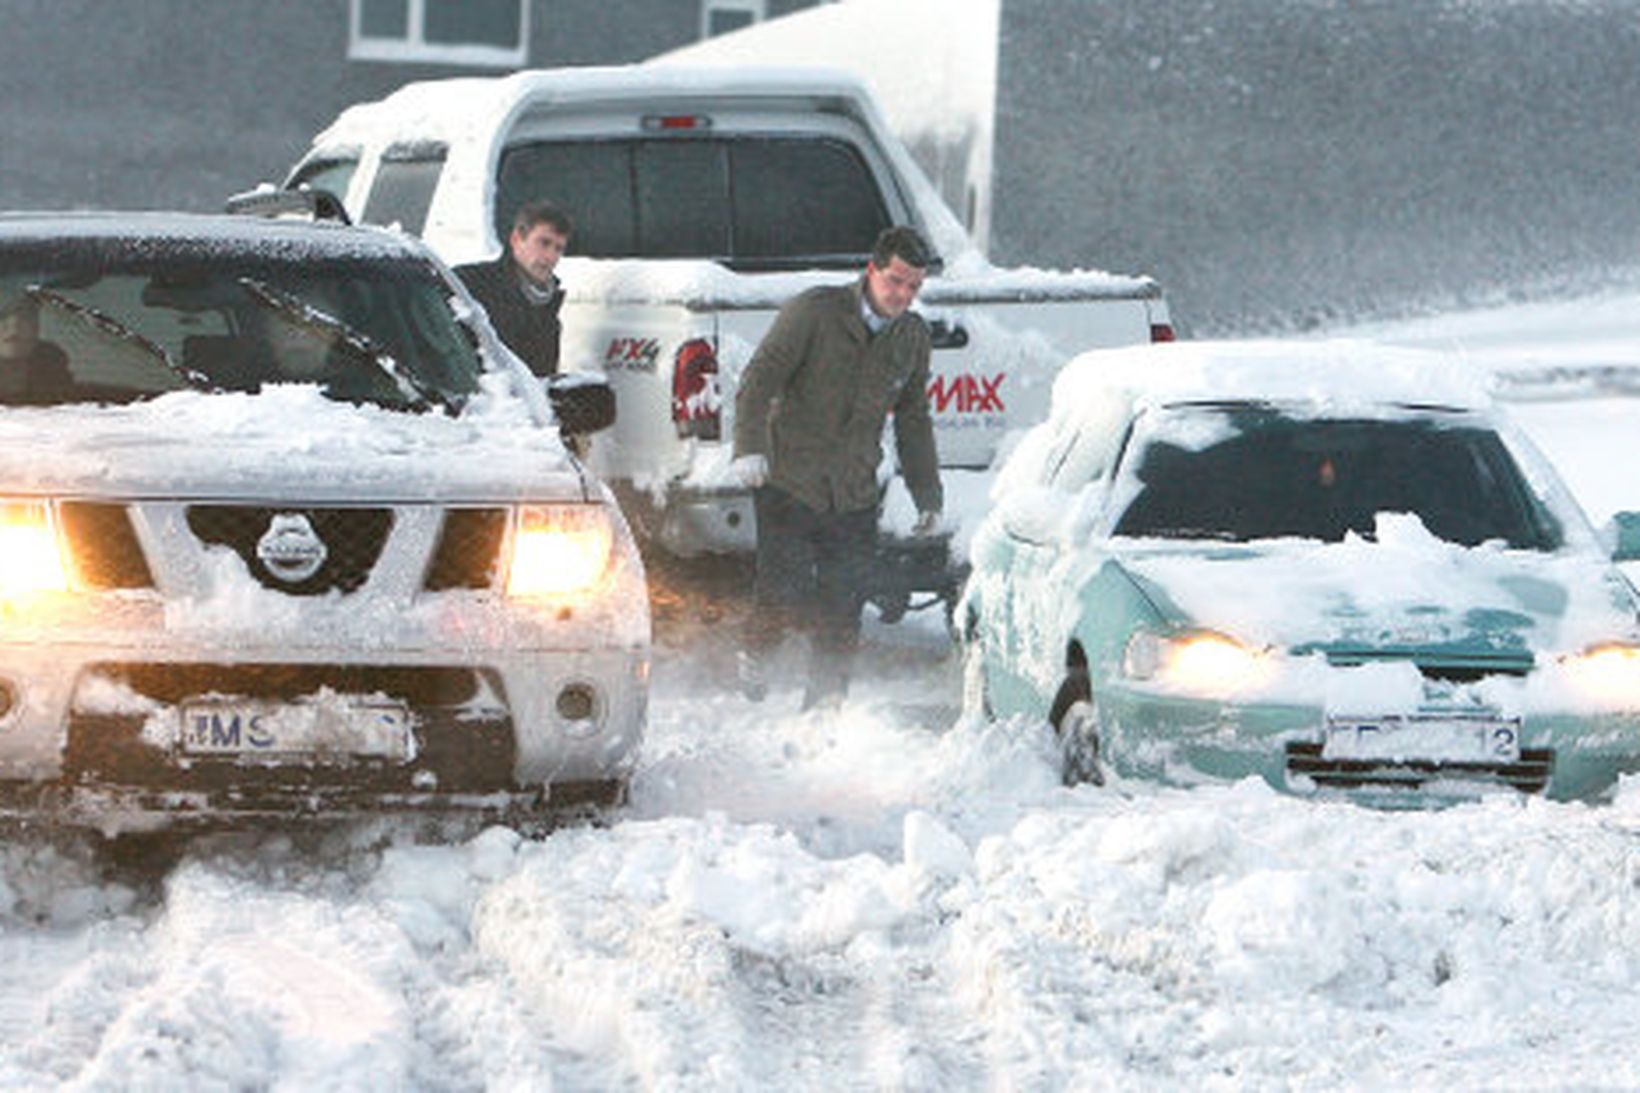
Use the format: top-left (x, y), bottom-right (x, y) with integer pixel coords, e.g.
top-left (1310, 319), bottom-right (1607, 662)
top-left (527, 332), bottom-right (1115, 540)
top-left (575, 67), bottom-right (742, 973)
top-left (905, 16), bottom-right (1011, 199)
top-left (745, 486), bottom-right (878, 704)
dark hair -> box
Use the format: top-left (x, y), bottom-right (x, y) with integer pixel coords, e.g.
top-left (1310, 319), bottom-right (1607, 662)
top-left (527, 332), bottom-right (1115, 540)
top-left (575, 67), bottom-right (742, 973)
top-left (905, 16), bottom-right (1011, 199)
top-left (870, 225), bottom-right (933, 271)
top-left (512, 199), bottom-right (575, 240)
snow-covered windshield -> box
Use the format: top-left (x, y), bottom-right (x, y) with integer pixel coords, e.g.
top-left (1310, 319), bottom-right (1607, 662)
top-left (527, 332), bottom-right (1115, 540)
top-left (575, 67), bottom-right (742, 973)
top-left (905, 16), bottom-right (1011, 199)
top-left (1111, 404), bottom-right (1564, 550)
top-left (0, 242), bottom-right (483, 411)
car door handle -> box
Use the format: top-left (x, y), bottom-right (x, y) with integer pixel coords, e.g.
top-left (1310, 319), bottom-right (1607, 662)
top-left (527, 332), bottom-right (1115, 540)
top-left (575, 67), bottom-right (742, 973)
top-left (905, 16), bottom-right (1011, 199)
top-left (928, 319), bottom-right (969, 350)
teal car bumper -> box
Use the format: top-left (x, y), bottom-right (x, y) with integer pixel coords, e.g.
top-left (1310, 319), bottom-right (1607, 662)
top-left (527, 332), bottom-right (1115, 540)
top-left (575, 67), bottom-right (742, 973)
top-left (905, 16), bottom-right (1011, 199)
top-left (1093, 687), bottom-right (1640, 804)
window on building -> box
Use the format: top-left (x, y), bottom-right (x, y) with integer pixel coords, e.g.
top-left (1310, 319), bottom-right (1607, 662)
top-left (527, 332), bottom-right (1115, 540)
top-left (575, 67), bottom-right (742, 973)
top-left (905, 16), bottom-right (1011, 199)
top-left (702, 0), bottom-right (764, 39)
top-left (350, 0), bottom-right (527, 67)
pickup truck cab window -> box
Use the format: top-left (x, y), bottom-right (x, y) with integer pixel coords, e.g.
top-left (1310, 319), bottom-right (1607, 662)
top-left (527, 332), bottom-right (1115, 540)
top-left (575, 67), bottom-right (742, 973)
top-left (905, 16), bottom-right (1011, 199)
top-left (361, 143), bottom-right (449, 236)
top-left (494, 137), bottom-right (890, 269)
top-left (288, 152), bottom-right (361, 209)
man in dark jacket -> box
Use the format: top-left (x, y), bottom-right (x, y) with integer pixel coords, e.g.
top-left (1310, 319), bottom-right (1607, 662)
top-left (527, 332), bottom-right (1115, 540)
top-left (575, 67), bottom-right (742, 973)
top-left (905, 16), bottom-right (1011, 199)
top-left (455, 200), bottom-right (573, 378)
top-left (731, 225), bottom-right (944, 709)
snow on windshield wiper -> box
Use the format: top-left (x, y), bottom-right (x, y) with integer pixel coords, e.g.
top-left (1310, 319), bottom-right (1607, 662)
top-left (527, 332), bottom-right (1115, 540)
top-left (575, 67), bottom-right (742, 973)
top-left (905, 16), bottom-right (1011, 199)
top-left (1138, 527), bottom-right (1246, 542)
top-left (237, 277), bottom-right (440, 411)
top-left (26, 286), bottom-right (209, 389)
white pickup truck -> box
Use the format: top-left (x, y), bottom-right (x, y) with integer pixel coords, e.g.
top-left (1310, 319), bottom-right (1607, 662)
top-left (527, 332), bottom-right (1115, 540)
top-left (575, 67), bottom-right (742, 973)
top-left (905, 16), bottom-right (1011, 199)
top-left (286, 65), bottom-right (1173, 557)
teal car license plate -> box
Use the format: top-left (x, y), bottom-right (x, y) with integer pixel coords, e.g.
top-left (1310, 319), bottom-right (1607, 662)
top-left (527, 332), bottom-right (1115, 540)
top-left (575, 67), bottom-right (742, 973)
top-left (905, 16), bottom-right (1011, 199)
top-left (1323, 714), bottom-right (1521, 763)
top-left (180, 701), bottom-right (414, 760)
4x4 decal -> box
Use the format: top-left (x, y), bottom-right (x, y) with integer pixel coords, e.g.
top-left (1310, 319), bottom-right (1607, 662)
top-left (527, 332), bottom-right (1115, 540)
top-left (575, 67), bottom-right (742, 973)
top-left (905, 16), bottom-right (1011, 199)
top-left (604, 337), bottom-right (660, 372)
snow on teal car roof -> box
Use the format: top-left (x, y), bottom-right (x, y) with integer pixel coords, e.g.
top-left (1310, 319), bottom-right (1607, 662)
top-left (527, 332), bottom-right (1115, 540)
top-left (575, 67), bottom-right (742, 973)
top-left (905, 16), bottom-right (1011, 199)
top-left (993, 338), bottom-right (1503, 510)
top-left (1055, 338), bottom-right (1495, 418)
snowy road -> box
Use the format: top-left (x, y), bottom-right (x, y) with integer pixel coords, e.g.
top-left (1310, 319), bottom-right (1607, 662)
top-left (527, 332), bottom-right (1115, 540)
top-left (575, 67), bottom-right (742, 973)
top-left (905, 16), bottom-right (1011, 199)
top-left (5, 291), bottom-right (1640, 1089)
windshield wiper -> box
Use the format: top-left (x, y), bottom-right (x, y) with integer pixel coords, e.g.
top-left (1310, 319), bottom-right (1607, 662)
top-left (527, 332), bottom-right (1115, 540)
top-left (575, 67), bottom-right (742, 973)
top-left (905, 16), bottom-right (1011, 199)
top-left (26, 286), bottom-right (209, 389)
top-left (1123, 526), bottom-right (1245, 541)
top-left (237, 277), bottom-right (444, 411)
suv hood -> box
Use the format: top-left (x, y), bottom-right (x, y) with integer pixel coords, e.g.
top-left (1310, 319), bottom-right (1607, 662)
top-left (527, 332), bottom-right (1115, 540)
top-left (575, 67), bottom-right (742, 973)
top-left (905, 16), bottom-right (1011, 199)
top-left (0, 387), bottom-right (583, 502)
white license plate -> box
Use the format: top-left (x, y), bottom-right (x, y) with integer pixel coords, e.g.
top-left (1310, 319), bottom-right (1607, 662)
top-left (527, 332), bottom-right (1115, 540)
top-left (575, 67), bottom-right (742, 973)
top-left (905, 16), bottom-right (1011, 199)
top-left (1322, 714), bottom-right (1521, 763)
top-left (180, 700), bottom-right (414, 760)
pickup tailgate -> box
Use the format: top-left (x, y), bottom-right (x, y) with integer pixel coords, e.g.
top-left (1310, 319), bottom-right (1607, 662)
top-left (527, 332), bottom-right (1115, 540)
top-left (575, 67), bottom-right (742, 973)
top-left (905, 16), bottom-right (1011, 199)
top-left (560, 298), bottom-right (712, 491)
top-left (913, 275), bottom-right (1169, 467)
top-left (557, 264), bottom-right (1167, 554)
top-left (560, 267), bottom-right (1170, 477)
top-left (716, 269), bottom-right (1170, 470)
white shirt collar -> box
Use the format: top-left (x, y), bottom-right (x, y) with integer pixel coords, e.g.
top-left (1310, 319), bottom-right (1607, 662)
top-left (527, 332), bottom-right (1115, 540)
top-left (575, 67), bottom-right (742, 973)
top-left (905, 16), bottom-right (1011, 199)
top-left (860, 293), bottom-right (889, 334)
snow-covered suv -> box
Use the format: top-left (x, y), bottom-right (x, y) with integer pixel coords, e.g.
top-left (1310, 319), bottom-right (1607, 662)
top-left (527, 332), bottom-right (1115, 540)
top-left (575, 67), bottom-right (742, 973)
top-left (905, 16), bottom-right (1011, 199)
top-left (0, 210), bottom-right (649, 831)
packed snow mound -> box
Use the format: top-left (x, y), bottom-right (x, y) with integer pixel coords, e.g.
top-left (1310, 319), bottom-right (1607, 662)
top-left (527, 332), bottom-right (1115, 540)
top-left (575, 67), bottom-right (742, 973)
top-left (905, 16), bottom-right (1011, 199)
top-left (6, 296), bottom-right (1640, 1087)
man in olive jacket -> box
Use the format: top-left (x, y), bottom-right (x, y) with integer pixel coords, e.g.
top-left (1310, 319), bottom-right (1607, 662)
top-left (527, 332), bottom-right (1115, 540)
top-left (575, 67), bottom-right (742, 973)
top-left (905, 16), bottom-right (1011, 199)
top-left (731, 225), bottom-right (944, 709)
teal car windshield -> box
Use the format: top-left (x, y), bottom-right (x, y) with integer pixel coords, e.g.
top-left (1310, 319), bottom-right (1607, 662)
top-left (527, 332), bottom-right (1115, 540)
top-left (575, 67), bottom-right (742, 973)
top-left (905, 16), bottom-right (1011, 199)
top-left (1112, 406), bottom-right (1563, 550)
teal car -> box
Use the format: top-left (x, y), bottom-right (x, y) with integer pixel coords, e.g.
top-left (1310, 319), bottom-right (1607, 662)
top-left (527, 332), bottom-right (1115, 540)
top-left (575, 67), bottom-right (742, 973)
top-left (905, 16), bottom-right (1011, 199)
top-left (960, 340), bottom-right (1640, 804)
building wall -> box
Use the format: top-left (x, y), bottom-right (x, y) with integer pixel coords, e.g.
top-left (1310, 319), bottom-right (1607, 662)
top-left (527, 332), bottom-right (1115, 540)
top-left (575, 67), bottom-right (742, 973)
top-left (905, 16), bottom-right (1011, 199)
top-left (0, 0), bottom-right (819, 214)
top-left (21, 0), bottom-right (1631, 336)
top-left (992, 0), bottom-right (1640, 334)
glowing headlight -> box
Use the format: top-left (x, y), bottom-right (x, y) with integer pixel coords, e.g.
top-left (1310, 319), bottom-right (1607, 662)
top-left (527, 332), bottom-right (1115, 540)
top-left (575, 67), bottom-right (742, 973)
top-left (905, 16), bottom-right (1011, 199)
top-left (1124, 628), bottom-right (1268, 695)
top-left (505, 504), bottom-right (614, 597)
top-left (0, 499), bottom-right (68, 598)
top-left (1561, 642), bottom-right (1640, 704)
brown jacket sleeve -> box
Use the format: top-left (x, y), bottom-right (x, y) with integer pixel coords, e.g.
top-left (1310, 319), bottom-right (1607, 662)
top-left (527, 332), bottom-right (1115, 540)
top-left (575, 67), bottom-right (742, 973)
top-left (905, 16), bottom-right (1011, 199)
top-left (733, 289), bottom-right (817, 460)
top-left (891, 319), bottom-right (943, 515)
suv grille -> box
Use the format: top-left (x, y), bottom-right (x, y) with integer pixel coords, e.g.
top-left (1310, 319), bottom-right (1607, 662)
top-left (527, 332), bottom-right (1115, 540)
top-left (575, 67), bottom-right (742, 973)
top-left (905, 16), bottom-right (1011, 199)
top-left (424, 508), bottom-right (507, 590)
top-left (186, 505), bottom-right (393, 595)
top-left (59, 502), bottom-right (155, 589)
top-left (89, 662), bottom-right (486, 706)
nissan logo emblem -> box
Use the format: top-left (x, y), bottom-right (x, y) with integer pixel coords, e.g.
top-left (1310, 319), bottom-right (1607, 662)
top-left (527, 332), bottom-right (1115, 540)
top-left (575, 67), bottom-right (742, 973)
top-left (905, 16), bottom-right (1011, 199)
top-left (255, 512), bottom-right (328, 584)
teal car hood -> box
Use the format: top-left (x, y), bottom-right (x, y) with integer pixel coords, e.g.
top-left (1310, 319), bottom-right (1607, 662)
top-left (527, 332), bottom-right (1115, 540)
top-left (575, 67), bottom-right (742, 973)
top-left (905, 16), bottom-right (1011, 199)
top-left (1115, 528), bottom-right (1640, 662)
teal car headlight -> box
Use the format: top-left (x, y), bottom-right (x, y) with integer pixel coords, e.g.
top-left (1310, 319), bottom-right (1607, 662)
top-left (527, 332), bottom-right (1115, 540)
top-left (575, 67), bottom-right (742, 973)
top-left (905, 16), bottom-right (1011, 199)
top-left (1123, 628), bottom-right (1272, 696)
top-left (1560, 642), bottom-right (1640, 704)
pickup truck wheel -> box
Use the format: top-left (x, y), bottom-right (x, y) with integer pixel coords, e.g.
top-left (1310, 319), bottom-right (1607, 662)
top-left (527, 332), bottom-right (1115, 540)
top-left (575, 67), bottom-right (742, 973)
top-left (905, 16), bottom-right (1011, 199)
top-left (1049, 669), bottom-right (1105, 787)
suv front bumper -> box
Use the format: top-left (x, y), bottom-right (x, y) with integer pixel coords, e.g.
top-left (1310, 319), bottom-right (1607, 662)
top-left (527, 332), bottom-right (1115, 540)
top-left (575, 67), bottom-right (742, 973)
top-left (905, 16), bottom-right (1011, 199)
top-left (0, 594), bottom-right (648, 828)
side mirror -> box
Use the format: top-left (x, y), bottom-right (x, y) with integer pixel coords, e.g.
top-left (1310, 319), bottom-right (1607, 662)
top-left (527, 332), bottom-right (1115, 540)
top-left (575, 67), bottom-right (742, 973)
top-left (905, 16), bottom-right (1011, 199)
top-left (225, 185), bottom-right (351, 224)
top-left (1608, 511), bottom-right (1640, 562)
top-left (547, 373), bottom-right (616, 437)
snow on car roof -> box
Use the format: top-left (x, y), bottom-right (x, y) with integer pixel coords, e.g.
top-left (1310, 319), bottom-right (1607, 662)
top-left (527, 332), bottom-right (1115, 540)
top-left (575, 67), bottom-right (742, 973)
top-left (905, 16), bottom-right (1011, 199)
top-left (313, 64), bottom-right (879, 148)
top-left (992, 339), bottom-right (1500, 505)
top-left (0, 211), bottom-right (431, 262)
top-left (1056, 338), bottom-right (1495, 421)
